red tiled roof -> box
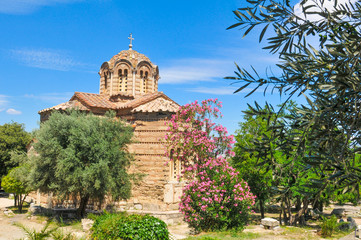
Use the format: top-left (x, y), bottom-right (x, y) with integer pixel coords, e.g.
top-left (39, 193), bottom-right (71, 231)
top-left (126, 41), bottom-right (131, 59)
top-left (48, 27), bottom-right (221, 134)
top-left (39, 91), bottom-right (180, 114)
top-left (38, 100), bottom-right (89, 113)
top-left (119, 92), bottom-right (177, 109)
top-left (71, 92), bottom-right (118, 109)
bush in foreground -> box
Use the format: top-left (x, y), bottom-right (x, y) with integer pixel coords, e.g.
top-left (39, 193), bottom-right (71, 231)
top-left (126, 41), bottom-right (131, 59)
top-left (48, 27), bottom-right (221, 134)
top-left (165, 99), bottom-right (256, 232)
top-left (180, 157), bottom-right (255, 232)
top-left (91, 213), bottom-right (170, 240)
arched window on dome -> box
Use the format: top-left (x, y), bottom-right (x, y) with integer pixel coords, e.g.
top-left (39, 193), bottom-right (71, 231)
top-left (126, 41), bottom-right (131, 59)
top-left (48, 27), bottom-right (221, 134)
top-left (104, 72), bottom-right (108, 91)
top-left (144, 71), bottom-right (148, 93)
top-left (139, 70), bottom-right (147, 94)
top-left (119, 69), bottom-right (128, 92)
top-left (124, 69), bottom-right (128, 92)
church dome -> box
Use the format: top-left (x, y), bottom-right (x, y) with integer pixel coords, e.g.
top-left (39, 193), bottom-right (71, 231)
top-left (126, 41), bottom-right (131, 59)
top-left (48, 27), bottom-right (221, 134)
top-left (107, 49), bottom-right (153, 70)
top-left (98, 37), bottom-right (159, 97)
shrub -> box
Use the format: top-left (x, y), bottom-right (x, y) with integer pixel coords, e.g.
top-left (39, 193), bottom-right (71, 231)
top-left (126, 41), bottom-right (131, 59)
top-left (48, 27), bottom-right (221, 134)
top-left (179, 157), bottom-right (256, 232)
top-left (14, 222), bottom-right (58, 240)
top-left (321, 215), bottom-right (338, 237)
top-left (91, 213), bottom-right (170, 240)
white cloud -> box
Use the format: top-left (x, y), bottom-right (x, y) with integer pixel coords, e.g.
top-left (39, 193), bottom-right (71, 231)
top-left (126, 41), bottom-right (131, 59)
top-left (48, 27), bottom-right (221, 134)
top-left (24, 92), bottom-right (73, 103)
top-left (0, 0), bottom-right (83, 14)
top-left (10, 49), bottom-right (86, 71)
top-left (6, 108), bottom-right (22, 115)
top-left (0, 95), bottom-right (9, 111)
top-left (160, 58), bottom-right (233, 84)
top-left (294, 0), bottom-right (357, 21)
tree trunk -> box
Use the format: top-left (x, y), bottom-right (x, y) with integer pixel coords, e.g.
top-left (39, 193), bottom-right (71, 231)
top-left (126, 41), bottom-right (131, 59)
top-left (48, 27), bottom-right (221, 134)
top-left (281, 200), bottom-right (288, 225)
top-left (292, 198), bottom-right (309, 225)
top-left (286, 196), bottom-right (292, 225)
top-left (312, 199), bottom-right (323, 212)
top-left (295, 197), bottom-right (302, 211)
top-left (18, 194), bottom-right (27, 213)
top-left (18, 194), bottom-right (23, 213)
top-left (13, 194), bottom-right (17, 207)
top-left (279, 203), bottom-right (283, 226)
top-left (260, 199), bottom-right (265, 219)
top-left (77, 195), bottom-right (89, 219)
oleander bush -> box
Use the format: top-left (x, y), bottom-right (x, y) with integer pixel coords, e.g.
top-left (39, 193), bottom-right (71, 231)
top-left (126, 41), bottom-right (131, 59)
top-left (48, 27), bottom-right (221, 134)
top-left (165, 99), bottom-right (256, 232)
top-left (91, 212), bottom-right (170, 240)
top-left (179, 157), bottom-right (255, 232)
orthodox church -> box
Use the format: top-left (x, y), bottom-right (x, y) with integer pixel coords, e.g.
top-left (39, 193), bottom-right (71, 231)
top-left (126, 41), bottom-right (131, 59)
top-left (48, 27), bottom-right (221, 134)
top-left (36, 35), bottom-right (184, 222)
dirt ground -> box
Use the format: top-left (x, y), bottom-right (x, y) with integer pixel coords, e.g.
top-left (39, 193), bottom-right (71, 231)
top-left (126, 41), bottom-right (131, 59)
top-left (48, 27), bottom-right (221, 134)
top-left (0, 195), bottom-right (45, 240)
top-left (0, 194), bottom-right (87, 240)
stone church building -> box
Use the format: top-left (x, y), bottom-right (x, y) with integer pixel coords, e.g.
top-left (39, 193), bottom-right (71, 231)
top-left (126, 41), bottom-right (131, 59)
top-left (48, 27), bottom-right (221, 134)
top-left (33, 39), bottom-right (184, 221)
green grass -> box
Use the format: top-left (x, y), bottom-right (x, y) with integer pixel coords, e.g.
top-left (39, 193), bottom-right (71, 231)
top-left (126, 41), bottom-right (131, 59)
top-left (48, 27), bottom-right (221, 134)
top-left (185, 231), bottom-right (261, 240)
top-left (7, 201), bottom-right (30, 214)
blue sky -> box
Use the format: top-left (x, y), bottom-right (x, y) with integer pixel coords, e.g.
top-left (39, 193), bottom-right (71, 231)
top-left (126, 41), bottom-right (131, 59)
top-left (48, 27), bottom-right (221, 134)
top-left (0, 0), bottom-right (303, 134)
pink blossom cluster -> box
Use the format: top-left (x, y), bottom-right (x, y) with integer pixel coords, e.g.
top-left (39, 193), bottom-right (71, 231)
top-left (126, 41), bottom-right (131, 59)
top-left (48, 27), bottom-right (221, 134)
top-left (164, 99), bottom-right (236, 176)
top-left (179, 157), bottom-right (256, 230)
top-left (164, 99), bottom-right (256, 231)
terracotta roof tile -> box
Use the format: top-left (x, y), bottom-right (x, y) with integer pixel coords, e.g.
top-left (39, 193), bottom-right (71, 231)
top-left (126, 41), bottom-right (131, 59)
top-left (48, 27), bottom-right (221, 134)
top-left (72, 92), bottom-right (118, 109)
top-left (132, 97), bottom-right (179, 113)
top-left (38, 100), bottom-right (89, 113)
top-left (119, 92), bottom-right (176, 109)
top-left (39, 91), bottom-right (180, 114)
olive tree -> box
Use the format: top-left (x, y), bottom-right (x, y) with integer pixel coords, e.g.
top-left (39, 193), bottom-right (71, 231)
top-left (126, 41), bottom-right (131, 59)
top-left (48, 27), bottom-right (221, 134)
top-left (31, 110), bottom-right (133, 218)
top-left (228, 0), bottom-right (361, 224)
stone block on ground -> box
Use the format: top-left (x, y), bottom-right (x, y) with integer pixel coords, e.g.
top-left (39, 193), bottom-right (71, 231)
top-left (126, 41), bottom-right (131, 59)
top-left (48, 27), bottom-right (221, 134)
top-left (261, 218), bottom-right (279, 230)
top-left (355, 225), bottom-right (361, 238)
top-left (347, 216), bottom-right (357, 230)
top-left (343, 205), bottom-right (360, 217)
top-left (134, 204), bottom-right (143, 210)
top-left (81, 218), bottom-right (94, 232)
top-left (331, 208), bottom-right (345, 217)
top-left (3, 209), bottom-right (14, 216)
top-left (309, 209), bottom-right (322, 219)
top-left (28, 203), bottom-right (42, 214)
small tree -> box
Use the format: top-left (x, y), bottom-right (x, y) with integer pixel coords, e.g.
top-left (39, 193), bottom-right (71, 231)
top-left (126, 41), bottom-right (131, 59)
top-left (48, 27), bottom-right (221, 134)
top-left (165, 99), bottom-right (255, 231)
top-left (31, 110), bottom-right (133, 218)
top-left (2, 166), bottom-right (31, 213)
top-left (0, 122), bottom-right (31, 186)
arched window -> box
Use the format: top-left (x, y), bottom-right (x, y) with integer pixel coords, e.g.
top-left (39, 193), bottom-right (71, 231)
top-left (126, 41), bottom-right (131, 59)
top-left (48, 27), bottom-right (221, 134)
top-left (118, 69), bottom-right (128, 92)
top-left (118, 69), bottom-right (123, 92)
top-left (144, 71), bottom-right (148, 93)
top-left (124, 69), bottom-right (128, 92)
top-left (104, 73), bottom-right (108, 90)
top-left (140, 70), bottom-right (148, 94)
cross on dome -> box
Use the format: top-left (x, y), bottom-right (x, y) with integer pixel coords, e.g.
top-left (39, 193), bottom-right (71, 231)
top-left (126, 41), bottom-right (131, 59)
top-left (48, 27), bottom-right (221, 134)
top-left (128, 33), bottom-right (134, 50)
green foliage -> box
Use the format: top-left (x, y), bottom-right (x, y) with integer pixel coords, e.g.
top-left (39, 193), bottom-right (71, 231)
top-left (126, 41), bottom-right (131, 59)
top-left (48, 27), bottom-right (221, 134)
top-left (320, 215), bottom-right (338, 237)
top-left (185, 231), bottom-right (261, 240)
top-left (2, 169), bottom-right (26, 195)
top-left (0, 122), bottom-right (31, 182)
top-left (14, 221), bottom-right (58, 240)
top-left (332, 190), bottom-right (359, 205)
top-left (30, 110), bottom-right (134, 218)
top-left (2, 154), bottom-right (33, 213)
top-left (91, 213), bottom-right (170, 240)
top-left (228, 0), bottom-right (361, 224)
top-left (51, 230), bottom-right (78, 240)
